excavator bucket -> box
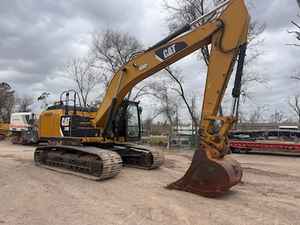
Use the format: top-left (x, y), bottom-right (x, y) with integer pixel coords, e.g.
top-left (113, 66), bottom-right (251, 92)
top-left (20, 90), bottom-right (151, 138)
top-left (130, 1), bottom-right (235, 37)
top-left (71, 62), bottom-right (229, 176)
top-left (167, 143), bottom-right (242, 197)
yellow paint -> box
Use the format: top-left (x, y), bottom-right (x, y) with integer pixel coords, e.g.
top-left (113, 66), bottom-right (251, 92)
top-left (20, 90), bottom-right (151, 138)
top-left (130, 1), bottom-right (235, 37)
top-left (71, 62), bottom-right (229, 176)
top-left (0, 123), bottom-right (9, 137)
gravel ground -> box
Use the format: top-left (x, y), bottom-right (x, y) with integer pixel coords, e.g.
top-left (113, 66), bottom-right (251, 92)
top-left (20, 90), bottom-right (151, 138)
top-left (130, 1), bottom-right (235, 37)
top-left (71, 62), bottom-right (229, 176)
top-left (0, 141), bottom-right (300, 225)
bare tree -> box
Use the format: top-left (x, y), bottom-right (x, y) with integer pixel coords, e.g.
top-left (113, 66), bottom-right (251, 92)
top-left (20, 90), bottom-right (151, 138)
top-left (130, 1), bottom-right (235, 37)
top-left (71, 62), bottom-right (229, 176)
top-left (148, 79), bottom-right (180, 147)
top-left (37, 92), bottom-right (51, 109)
top-left (164, 67), bottom-right (201, 146)
top-left (269, 109), bottom-right (285, 124)
top-left (289, 95), bottom-right (300, 123)
top-left (92, 29), bottom-right (143, 90)
top-left (65, 56), bottom-right (101, 107)
top-left (16, 96), bottom-right (33, 112)
top-left (288, 0), bottom-right (300, 43)
top-left (130, 79), bottom-right (164, 102)
top-left (291, 72), bottom-right (300, 81)
top-left (93, 29), bottom-right (142, 74)
top-left (247, 106), bottom-right (268, 123)
top-left (165, 68), bottom-right (198, 125)
top-left (142, 110), bottom-right (164, 136)
top-left (0, 82), bottom-right (15, 122)
top-left (143, 67), bottom-right (203, 147)
top-left (288, 16), bottom-right (300, 48)
top-left (237, 109), bottom-right (247, 124)
top-left (288, 2), bottom-right (300, 80)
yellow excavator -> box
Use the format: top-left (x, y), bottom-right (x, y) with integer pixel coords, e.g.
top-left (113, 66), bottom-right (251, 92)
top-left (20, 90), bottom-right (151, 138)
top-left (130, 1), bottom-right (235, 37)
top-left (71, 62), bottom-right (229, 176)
top-left (35, 0), bottom-right (249, 197)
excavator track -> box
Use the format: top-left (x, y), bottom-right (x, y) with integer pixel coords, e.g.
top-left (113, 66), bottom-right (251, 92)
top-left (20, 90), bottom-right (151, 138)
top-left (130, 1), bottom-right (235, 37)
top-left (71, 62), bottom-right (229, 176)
top-left (111, 144), bottom-right (164, 170)
top-left (34, 145), bottom-right (122, 180)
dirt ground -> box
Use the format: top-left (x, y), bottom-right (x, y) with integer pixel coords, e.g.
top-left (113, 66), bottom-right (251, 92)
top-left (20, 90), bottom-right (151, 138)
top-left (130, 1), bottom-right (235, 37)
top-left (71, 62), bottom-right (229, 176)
top-left (0, 141), bottom-right (300, 225)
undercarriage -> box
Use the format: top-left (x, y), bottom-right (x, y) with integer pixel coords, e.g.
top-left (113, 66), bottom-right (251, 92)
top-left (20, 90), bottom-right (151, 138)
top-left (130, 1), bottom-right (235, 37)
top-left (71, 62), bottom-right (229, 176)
top-left (34, 143), bottom-right (164, 180)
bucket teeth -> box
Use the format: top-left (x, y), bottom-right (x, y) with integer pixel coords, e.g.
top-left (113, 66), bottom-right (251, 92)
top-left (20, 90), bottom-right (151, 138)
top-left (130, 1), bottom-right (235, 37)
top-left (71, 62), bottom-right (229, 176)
top-left (167, 145), bottom-right (242, 197)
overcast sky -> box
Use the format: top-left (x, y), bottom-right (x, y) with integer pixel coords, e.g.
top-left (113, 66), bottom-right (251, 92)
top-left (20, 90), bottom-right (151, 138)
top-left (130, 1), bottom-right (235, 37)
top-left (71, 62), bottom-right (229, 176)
top-left (0, 0), bottom-right (299, 121)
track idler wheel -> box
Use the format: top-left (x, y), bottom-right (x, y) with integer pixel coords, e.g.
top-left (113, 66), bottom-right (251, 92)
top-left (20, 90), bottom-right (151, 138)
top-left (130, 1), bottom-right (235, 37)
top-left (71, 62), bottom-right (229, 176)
top-left (166, 144), bottom-right (242, 197)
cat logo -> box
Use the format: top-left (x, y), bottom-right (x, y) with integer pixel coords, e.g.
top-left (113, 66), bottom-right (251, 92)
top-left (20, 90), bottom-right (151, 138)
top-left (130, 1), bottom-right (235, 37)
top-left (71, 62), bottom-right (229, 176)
top-left (61, 116), bottom-right (70, 127)
top-left (155, 42), bottom-right (188, 61)
top-left (163, 44), bottom-right (176, 58)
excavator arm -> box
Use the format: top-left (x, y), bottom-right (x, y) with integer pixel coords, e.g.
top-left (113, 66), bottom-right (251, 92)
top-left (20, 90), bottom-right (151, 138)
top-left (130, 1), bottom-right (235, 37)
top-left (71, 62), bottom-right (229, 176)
top-left (93, 0), bottom-right (250, 197)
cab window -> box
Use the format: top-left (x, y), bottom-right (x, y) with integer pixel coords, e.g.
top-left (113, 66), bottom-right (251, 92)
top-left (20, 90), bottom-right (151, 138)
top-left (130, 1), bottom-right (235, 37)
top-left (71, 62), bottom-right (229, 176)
top-left (127, 104), bottom-right (140, 140)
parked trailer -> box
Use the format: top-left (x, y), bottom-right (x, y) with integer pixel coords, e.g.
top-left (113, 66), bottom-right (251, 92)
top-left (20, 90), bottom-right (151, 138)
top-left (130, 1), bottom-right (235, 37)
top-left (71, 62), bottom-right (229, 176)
top-left (230, 140), bottom-right (300, 155)
top-left (229, 129), bottom-right (300, 155)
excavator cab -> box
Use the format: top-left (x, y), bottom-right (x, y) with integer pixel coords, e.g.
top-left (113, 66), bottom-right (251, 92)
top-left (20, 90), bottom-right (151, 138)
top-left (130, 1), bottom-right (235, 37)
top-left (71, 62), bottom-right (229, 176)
top-left (112, 101), bottom-right (142, 142)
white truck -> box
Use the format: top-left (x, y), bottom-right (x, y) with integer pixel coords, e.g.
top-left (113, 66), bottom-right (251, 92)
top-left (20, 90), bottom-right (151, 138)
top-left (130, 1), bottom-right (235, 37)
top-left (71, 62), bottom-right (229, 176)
top-left (9, 112), bottom-right (39, 144)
